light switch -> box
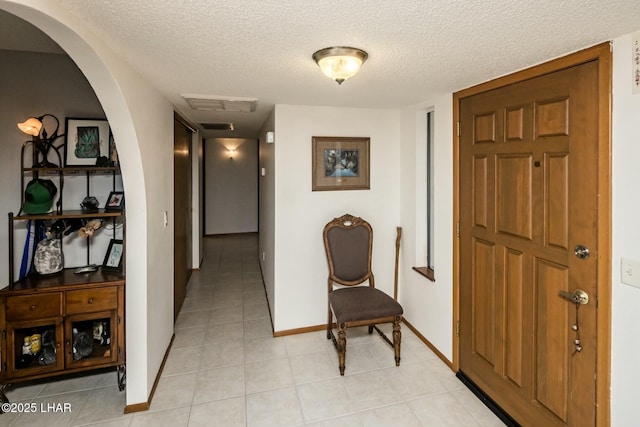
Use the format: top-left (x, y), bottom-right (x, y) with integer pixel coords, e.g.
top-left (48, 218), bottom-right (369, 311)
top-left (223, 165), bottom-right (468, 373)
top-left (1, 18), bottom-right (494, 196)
top-left (621, 258), bottom-right (640, 288)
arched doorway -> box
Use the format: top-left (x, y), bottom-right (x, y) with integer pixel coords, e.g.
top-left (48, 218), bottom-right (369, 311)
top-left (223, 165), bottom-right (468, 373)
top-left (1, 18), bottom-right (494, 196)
top-left (0, 1), bottom-right (172, 409)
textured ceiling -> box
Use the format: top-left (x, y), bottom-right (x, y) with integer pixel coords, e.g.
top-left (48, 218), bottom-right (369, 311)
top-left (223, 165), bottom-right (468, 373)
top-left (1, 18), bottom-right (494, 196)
top-left (5, 1), bottom-right (640, 137)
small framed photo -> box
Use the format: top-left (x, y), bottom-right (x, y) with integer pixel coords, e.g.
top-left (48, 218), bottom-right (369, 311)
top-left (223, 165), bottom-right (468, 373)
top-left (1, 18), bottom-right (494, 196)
top-left (105, 191), bottom-right (125, 211)
top-left (109, 131), bottom-right (119, 167)
top-left (102, 239), bottom-right (124, 271)
top-left (312, 136), bottom-right (370, 191)
top-left (64, 118), bottom-right (110, 167)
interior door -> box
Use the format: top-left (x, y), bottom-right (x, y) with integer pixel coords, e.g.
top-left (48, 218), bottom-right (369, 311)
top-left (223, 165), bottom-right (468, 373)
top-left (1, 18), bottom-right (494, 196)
top-left (458, 60), bottom-right (600, 426)
top-left (174, 117), bottom-right (193, 320)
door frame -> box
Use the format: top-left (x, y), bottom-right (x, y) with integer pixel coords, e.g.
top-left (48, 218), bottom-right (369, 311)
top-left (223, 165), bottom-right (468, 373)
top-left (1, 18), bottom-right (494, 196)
top-left (174, 112), bottom-right (195, 320)
top-left (452, 42), bottom-right (612, 425)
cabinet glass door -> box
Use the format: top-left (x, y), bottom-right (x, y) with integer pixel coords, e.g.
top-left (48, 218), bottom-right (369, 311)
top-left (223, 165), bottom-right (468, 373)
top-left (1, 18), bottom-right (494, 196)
top-left (6, 318), bottom-right (63, 377)
top-left (65, 311), bottom-right (117, 368)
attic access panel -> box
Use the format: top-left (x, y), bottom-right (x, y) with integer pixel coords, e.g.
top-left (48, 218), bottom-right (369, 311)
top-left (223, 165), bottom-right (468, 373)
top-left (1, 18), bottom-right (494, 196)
top-left (182, 94), bottom-right (257, 113)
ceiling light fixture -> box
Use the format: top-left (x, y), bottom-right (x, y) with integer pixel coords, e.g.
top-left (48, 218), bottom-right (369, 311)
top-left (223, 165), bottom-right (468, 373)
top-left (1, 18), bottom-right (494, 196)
top-left (312, 46), bottom-right (368, 85)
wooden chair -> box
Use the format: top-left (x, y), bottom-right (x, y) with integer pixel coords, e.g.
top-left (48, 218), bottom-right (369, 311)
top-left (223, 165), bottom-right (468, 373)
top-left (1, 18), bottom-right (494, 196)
top-left (323, 213), bottom-right (403, 375)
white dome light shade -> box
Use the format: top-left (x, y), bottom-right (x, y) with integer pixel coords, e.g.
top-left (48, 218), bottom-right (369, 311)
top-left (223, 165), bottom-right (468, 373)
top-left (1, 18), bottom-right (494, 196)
top-left (312, 46), bottom-right (368, 85)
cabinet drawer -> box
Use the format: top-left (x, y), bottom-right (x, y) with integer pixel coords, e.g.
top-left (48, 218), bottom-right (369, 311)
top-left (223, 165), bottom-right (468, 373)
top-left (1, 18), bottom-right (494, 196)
top-left (5, 293), bottom-right (62, 321)
top-left (66, 287), bottom-right (118, 315)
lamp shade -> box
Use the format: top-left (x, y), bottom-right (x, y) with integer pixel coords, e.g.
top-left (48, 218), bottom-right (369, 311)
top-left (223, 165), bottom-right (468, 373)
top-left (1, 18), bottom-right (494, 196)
top-left (312, 46), bottom-right (368, 84)
top-left (18, 117), bottom-right (43, 137)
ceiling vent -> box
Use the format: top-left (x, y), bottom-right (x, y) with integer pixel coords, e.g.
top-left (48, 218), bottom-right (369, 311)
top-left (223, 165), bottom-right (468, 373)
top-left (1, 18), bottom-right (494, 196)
top-left (200, 122), bottom-right (235, 131)
top-left (182, 94), bottom-right (257, 113)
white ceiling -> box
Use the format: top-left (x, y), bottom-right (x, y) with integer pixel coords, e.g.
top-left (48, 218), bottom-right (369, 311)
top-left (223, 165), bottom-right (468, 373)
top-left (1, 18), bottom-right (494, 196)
top-left (3, 1), bottom-right (640, 138)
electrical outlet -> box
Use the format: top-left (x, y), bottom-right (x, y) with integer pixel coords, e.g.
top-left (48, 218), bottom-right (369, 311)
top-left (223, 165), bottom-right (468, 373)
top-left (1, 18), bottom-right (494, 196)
top-left (621, 258), bottom-right (640, 288)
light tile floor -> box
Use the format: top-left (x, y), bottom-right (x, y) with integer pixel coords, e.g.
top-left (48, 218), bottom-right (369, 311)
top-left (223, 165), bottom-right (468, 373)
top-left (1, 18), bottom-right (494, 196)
top-left (3, 234), bottom-right (505, 426)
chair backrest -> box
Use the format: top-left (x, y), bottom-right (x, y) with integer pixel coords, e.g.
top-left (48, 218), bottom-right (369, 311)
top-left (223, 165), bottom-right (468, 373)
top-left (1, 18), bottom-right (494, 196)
top-left (323, 214), bottom-right (373, 287)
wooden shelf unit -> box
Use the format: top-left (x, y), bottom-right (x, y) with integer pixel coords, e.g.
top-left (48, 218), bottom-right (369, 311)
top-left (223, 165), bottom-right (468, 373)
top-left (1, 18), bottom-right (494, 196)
top-left (0, 141), bottom-right (126, 406)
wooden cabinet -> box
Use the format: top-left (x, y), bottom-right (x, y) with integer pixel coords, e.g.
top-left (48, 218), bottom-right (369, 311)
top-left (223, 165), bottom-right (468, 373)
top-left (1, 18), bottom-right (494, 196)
top-left (0, 136), bottom-right (126, 406)
top-left (0, 271), bottom-right (125, 402)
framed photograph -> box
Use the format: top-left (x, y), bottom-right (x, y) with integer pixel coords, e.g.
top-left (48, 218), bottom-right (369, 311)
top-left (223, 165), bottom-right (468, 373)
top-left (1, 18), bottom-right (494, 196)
top-left (105, 191), bottom-right (125, 211)
top-left (64, 118), bottom-right (110, 166)
top-left (312, 136), bottom-right (370, 191)
top-left (102, 239), bottom-right (124, 271)
top-left (109, 131), bottom-right (119, 167)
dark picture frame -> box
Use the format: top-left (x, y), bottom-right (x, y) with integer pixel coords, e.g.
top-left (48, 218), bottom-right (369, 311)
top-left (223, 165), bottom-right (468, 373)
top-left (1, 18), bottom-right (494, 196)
top-left (64, 118), bottom-right (110, 167)
top-left (312, 136), bottom-right (370, 191)
top-left (102, 239), bottom-right (124, 271)
top-left (109, 131), bottom-right (119, 167)
top-left (105, 191), bottom-right (125, 211)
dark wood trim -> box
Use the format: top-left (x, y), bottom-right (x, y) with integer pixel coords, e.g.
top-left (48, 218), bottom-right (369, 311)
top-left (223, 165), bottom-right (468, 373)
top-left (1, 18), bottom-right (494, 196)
top-left (595, 42), bottom-right (613, 427)
top-left (123, 333), bottom-right (175, 414)
top-left (256, 260), bottom-right (275, 337)
top-left (204, 232), bottom-right (259, 237)
top-left (452, 78), bottom-right (461, 374)
top-left (173, 111), bottom-right (197, 133)
top-left (273, 324), bottom-right (325, 337)
top-left (173, 118), bottom-right (193, 320)
top-left (123, 401), bottom-right (149, 414)
top-left (412, 266), bottom-right (435, 282)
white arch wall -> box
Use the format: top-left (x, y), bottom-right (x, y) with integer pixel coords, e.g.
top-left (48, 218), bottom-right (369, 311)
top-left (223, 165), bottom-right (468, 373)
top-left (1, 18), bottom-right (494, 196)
top-left (0, 0), bottom-right (176, 406)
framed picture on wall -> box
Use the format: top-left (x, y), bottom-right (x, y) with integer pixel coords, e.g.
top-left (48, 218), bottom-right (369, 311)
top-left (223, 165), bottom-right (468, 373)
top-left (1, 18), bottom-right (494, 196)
top-left (64, 118), bottom-right (110, 166)
top-left (312, 136), bottom-right (370, 191)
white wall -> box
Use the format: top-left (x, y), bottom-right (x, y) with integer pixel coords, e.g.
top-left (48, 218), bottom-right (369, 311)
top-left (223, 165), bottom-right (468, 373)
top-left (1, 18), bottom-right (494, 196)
top-left (1, 0), bottom-right (176, 407)
top-left (611, 30), bottom-right (640, 427)
top-left (0, 49), bottom-right (120, 283)
top-left (204, 138), bottom-right (258, 235)
top-left (271, 105), bottom-right (401, 332)
top-left (258, 111), bottom-right (276, 319)
top-left (399, 96), bottom-right (454, 360)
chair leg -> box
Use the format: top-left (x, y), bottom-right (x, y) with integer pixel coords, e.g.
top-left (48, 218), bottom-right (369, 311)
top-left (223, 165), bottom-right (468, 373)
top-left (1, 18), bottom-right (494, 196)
top-left (338, 323), bottom-right (347, 376)
top-left (393, 316), bottom-right (402, 367)
top-left (327, 307), bottom-right (332, 340)
top-left (368, 325), bottom-right (374, 334)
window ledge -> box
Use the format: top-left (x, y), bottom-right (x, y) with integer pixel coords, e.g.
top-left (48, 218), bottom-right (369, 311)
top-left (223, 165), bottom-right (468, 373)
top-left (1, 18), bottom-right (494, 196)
top-left (412, 266), bottom-right (435, 282)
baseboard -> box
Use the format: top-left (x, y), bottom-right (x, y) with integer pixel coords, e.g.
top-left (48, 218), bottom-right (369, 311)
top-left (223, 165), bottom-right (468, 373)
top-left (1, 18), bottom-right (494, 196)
top-left (456, 371), bottom-right (520, 427)
top-left (123, 333), bottom-right (175, 414)
top-left (273, 318), bottom-right (441, 354)
top-left (401, 318), bottom-right (453, 369)
top-left (203, 231), bottom-right (258, 237)
top-left (273, 324), bottom-right (326, 337)
top-left (123, 401), bottom-right (149, 414)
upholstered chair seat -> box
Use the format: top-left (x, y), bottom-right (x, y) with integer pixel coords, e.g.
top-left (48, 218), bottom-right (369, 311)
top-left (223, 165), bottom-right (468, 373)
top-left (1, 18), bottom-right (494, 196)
top-left (329, 287), bottom-right (403, 324)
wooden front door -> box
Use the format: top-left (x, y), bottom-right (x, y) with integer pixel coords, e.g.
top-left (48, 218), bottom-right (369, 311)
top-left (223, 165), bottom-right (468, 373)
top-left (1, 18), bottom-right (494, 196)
top-left (458, 50), bottom-right (608, 426)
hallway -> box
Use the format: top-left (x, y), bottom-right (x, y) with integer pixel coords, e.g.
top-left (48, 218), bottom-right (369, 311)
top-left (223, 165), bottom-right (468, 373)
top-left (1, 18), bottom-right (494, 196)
top-left (3, 234), bottom-right (503, 426)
